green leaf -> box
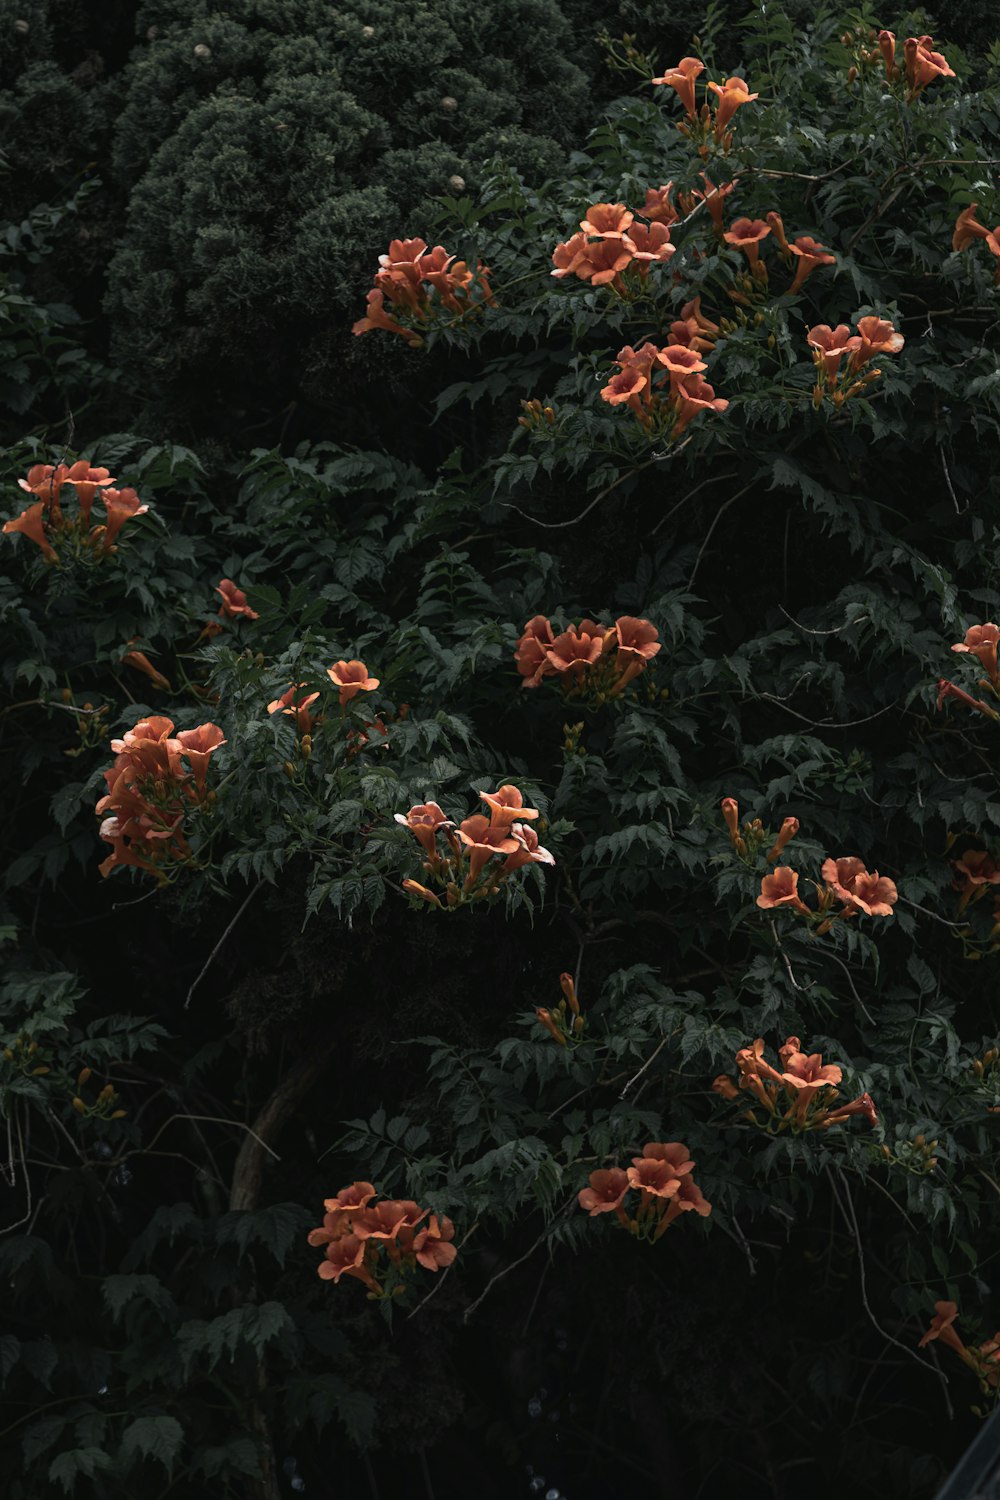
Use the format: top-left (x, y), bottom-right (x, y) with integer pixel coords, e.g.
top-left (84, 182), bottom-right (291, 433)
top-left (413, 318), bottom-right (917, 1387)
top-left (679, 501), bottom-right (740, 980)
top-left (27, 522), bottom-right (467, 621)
top-left (120, 1415), bottom-right (185, 1474)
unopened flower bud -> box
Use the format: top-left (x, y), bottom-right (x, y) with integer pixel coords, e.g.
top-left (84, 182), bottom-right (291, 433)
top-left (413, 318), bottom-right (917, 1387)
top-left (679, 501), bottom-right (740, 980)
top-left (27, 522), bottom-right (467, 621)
top-left (110, 1109), bottom-right (127, 1119)
top-left (721, 797), bottom-right (740, 841)
top-left (847, 65), bottom-right (857, 82)
top-left (300, 734), bottom-right (312, 759)
top-left (283, 761), bottom-right (296, 779)
top-left (559, 972), bottom-right (579, 1014)
top-left (72, 1097), bottom-right (86, 1114)
top-left (913, 1133), bottom-right (925, 1148)
top-left (766, 816), bottom-right (799, 863)
top-left (535, 1008), bottom-right (567, 1045)
top-left (402, 878), bottom-right (443, 909)
top-left (77, 1067), bottom-right (92, 1087)
top-left (31, 1065), bottom-right (50, 1076)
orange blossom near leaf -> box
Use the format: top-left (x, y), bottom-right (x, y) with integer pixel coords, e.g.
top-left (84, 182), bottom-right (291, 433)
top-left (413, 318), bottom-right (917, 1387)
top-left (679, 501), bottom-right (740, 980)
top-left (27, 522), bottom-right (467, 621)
top-left (327, 659), bottom-right (380, 707)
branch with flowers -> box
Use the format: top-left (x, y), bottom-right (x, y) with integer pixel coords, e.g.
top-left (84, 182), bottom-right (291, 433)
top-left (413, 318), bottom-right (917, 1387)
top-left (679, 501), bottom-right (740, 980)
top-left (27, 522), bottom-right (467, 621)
top-left (395, 784), bottom-right (554, 910)
top-left (712, 1035), bottom-right (878, 1135)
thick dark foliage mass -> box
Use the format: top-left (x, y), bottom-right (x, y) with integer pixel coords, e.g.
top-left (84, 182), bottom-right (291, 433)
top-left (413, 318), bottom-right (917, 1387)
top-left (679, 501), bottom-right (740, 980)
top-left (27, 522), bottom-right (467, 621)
top-left (4, 4), bottom-right (1000, 1499)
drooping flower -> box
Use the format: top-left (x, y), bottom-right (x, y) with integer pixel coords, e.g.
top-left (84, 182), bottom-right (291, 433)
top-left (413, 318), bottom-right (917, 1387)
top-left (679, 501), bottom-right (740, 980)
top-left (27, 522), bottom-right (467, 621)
top-left (327, 659), bottom-right (380, 707)
top-left (216, 579), bottom-right (259, 620)
top-left (352, 288), bottom-right (423, 345)
top-left (756, 866), bottom-right (810, 914)
top-left (672, 375), bottom-right (728, 436)
top-left (121, 649), bottom-right (172, 693)
top-left (502, 823), bottom-right (556, 872)
top-left (918, 1301), bottom-right (967, 1358)
top-left (175, 723), bottom-right (226, 788)
top-left (2, 501), bottom-right (57, 562)
top-left (515, 614), bottom-right (556, 687)
top-left (694, 175), bottom-right (738, 229)
top-left (878, 30), bottom-right (897, 80)
top-left (937, 678), bottom-right (1000, 721)
top-left (786, 236), bottom-right (836, 295)
top-left (650, 57), bottom-right (705, 117)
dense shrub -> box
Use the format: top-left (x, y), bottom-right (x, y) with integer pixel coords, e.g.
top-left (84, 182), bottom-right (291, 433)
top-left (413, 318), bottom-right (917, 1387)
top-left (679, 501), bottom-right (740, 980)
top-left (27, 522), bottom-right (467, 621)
top-left (5, 4), bottom-right (1000, 1499)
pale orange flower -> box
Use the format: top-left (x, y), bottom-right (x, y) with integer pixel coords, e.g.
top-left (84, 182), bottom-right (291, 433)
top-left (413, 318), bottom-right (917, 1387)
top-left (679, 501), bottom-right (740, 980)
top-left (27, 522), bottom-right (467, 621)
top-left (551, 232), bottom-right (590, 278)
top-left (3, 501), bottom-right (57, 562)
top-left (413, 1213), bottom-right (457, 1270)
top-left (394, 801), bottom-right (453, 855)
top-left (780, 1046), bottom-right (842, 1091)
top-left (848, 315), bottom-right (904, 371)
top-left (515, 614), bottom-right (556, 687)
top-left (614, 616), bottom-right (661, 664)
top-left (918, 1300), bottom-right (967, 1359)
top-left (766, 817), bottom-right (799, 862)
top-left (575, 238), bottom-right (635, 289)
top-left (640, 1141), bottom-right (695, 1176)
top-left (626, 220), bottom-right (675, 272)
top-left (267, 684), bottom-right (320, 734)
top-left (317, 1233), bottom-right (379, 1290)
top-left (479, 784), bottom-right (539, 825)
top-left (707, 76), bottom-right (759, 135)
top-left (650, 57), bottom-right (705, 116)
top-left (175, 723), bottom-right (226, 787)
top-left (98, 487), bottom-right (149, 550)
top-left (546, 623), bottom-right (606, 677)
top-left (756, 866), bottom-right (810, 914)
top-left (656, 345), bottom-right (708, 384)
top-left (878, 30), bottom-right (897, 80)
top-left (352, 288), bottom-right (423, 345)
top-left (578, 1167), bottom-right (629, 1215)
top-left (806, 325), bottom-right (862, 382)
top-left (580, 203), bottom-right (634, 239)
top-left (765, 211), bottom-right (790, 253)
top-left (456, 814), bottom-right (520, 883)
top-left (502, 823), bottom-right (555, 872)
top-left (786, 236), bottom-right (836, 295)
top-left (672, 375), bottom-right (728, 436)
top-left (694, 175), bottom-right (737, 230)
top-left (626, 1157), bottom-right (682, 1198)
top-left (327, 659), bottom-right (379, 707)
top-left (63, 461), bottom-right (115, 524)
top-left (723, 216), bottom-right (771, 269)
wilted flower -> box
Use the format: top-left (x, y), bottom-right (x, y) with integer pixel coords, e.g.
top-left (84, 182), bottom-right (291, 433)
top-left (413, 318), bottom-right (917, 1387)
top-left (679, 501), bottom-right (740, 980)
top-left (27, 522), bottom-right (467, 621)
top-left (3, 501), bottom-right (58, 562)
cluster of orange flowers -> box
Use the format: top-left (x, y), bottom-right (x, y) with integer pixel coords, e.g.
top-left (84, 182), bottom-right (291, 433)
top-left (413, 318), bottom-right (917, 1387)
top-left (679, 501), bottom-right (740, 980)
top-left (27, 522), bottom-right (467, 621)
top-left (96, 715), bottom-right (225, 880)
top-left (758, 856), bottom-right (898, 929)
top-left (601, 340), bottom-right (728, 440)
top-left (713, 1037), bottom-right (878, 1134)
top-left (651, 57), bottom-right (758, 151)
top-left (535, 971), bottom-right (585, 1046)
top-left (550, 200), bottom-right (676, 293)
top-left (578, 1142), bottom-right (711, 1239)
top-left (515, 614), bottom-right (661, 700)
top-left (807, 316), bottom-right (905, 407)
top-left (953, 205), bottom-right (1000, 283)
top-left (3, 462), bottom-right (147, 564)
top-left (919, 1302), bottom-right (1000, 1400)
top-left (938, 622), bottom-right (1000, 723)
top-left (722, 211), bottom-right (835, 301)
top-left (844, 28), bottom-right (955, 96)
top-left (396, 784), bottom-right (554, 909)
top-left (308, 1182), bottom-right (456, 1296)
top-left (352, 237), bottom-right (494, 346)
top-left (268, 659), bottom-right (380, 738)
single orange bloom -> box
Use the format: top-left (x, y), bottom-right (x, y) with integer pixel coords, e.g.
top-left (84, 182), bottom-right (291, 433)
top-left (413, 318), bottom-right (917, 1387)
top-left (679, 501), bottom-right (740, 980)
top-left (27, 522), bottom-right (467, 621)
top-left (953, 203), bottom-right (991, 253)
top-left (723, 216), bottom-right (771, 268)
top-left (175, 723), bottom-right (226, 787)
top-left (766, 817), bottom-right (799, 862)
top-left (780, 1047), bottom-right (842, 1090)
top-left (918, 1301), bottom-right (967, 1359)
top-left (694, 175), bottom-right (737, 230)
top-left (650, 57), bottom-right (705, 117)
top-left (551, 232), bottom-right (589, 278)
top-left (953, 848), bottom-right (1000, 890)
top-left (672, 375), bottom-right (728, 436)
top-left (627, 220), bottom-right (675, 273)
top-left (317, 1233), bottom-right (379, 1290)
top-left (601, 367), bottom-right (648, 412)
top-left (352, 288), bottom-right (423, 345)
top-left (849, 315), bottom-right (904, 371)
top-left (515, 614), bottom-right (555, 687)
top-left (98, 487), bottom-right (149, 550)
top-left (580, 202), bottom-right (634, 239)
top-left (575, 238), bottom-right (635, 288)
top-left (413, 1214), bottom-right (457, 1271)
top-left (578, 1167), bottom-right (629, 1215)
top-left (3, 501), bottom-right (57, 562)
top-left (327, 659), bottom-right (379, 707)
top-left (63, 461), bottom-right (115, 524)
top-left (267, 683), bottom-right (320, 734)
top-left (546, 623), bottom-right (606, 677)
top-left (640, 1141), bottom-right (695, 1176)
top-left (502, 822), bottom-right (555, 872)
top-left (354, 1199), bottom-right (425, 1242)
top-left (657, 1175), bottom-right (712, 1231)
top-left (756, 866), bottom-right (810, 914)
top-left (626, 1157), bottom-right (682, 1198)
top-left (394, 801), bottom-right (453, 855)
top-left (951, 622), bottom-right (1000, 681)
top-left (786, 236), bottom-right (836, 295)
top-left (656, 345), bottom-right (708, 384)
top-left (878, 30), bottom-right (897, 80)
top-left (216, 578), bottom-right (259, 620)
top-left (707, 76), bottom-right (759, 135)
top-left (908, 40), bottom-right (955, 89)
top-left (479, 784), bottom-right (539, 826)
top-left (614, 616), bottom-right (661, 664)
top-left (456, 814), bottom-right (520, 883)
top-left (640, 184), bottom-right (678, 226)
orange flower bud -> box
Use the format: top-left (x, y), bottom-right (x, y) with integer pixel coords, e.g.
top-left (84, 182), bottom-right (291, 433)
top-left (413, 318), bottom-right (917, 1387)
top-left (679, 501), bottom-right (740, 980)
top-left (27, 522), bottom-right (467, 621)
top-left (721, 797), bottom-right (740, 840)
top-left (77, 1067), bottom-right (92, 1087)
top-left (72, 1097), bottom-right (86, 1114)
top-left (766, 816), bottom-right (800, 863)
top-left (535, 1008), bottom-right (567, 1045)
top-left (559, 972), bottom-right (580, 1014)
top-left (402, 879), bottom-right (443, 909)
